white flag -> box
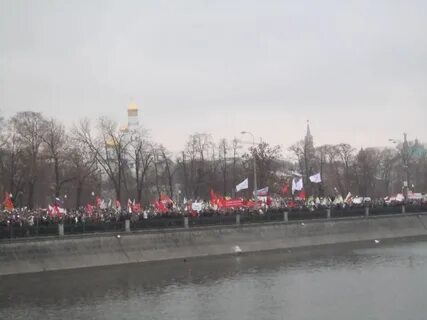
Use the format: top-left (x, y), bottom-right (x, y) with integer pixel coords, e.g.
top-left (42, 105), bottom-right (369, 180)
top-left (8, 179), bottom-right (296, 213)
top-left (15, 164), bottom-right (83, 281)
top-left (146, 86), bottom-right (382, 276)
top-left (292, 178), bottom-right (303, 194)
top-left (236, 178), bottom-right (249, 192)
top-left (254, 186), bottom-right (269, 196)
top-left (344, 192), bottom-right (352, 203)
top-left (309, 173), bottom-right (322, 183)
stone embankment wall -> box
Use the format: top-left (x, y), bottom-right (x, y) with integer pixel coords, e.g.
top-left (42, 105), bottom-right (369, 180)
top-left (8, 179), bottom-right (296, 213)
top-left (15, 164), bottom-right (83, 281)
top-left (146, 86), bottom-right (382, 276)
top-left (1, 213), bottom-right (427, 275)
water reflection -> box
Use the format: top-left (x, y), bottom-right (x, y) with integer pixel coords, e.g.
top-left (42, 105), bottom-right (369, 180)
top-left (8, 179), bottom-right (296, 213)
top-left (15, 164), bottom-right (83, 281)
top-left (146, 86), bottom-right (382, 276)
top-left (2, 240), bottom-right (427, 320)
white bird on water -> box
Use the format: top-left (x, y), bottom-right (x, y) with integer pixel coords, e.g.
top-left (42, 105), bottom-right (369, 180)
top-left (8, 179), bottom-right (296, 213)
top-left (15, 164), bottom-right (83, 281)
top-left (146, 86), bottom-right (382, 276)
top-left (374, 240), bottom-right (380, 244)
top-left (233, 245), bottom-right (242, 254)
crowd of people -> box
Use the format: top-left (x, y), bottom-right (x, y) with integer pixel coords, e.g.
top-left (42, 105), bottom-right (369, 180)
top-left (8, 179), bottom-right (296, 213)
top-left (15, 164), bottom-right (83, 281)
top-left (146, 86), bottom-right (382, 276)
top-left (1, 192), bottom-right (426, 228)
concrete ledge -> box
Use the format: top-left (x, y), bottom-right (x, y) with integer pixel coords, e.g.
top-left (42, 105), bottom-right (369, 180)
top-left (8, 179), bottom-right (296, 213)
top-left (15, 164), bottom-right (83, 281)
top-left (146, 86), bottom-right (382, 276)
top-left (1, 213), bottom-right (427, 275)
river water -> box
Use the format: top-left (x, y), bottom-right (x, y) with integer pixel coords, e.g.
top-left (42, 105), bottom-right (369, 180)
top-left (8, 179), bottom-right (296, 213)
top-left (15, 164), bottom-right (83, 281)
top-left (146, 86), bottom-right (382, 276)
top-left (1, 239), bottom-right (427, 320)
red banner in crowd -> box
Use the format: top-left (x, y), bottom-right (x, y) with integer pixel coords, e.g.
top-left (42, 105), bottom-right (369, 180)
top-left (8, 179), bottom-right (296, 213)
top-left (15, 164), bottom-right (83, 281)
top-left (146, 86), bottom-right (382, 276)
top-left (221, 199), bottom-right (244, 208)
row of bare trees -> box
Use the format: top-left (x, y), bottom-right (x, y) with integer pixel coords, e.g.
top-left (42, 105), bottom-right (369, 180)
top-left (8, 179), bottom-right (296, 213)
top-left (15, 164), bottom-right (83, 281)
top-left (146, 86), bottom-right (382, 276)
top-left (0, 111), bottom-right (426, 208)
top-left (290, 141), bottom-right (427, 198)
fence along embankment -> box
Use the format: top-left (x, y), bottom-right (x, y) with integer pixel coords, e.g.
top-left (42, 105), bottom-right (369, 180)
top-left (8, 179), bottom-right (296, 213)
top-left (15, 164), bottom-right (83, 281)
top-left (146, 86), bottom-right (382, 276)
top-left (1, 213), bottom-right (427, 275)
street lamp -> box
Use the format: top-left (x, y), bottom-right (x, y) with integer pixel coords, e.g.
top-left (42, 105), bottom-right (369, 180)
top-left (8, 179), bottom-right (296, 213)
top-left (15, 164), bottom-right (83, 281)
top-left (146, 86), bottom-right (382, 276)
top-left (389, 133), bottom-right (410, 200)
top-left (241, 131), bottom-right (258, 204)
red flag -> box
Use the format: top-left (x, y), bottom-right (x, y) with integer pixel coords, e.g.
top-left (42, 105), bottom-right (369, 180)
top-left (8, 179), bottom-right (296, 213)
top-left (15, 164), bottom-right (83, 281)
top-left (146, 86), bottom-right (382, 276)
top-left (154, 201), bottom-right (168, 213)
top-left (132, 202), bottom-right (141, 213)
top-left (210, 189), bottom-right (225, 207)
top-left (160, 193), bottom-right (173, 204)
top-left (96, 196), bottom-right (102, 207)
top-left (298, 190), bottom-right (306, 200)
top-left (3, 193), bottom-right (14, 212)
top-left (210, 189), bottom-right (217, 204)
top-left (54, 204), bottom-right (62, 217)
top-left (287, 200), bottom-right (297, 208)
top-left (282, 185), bottom-right (289, 194)
top-left (86, 203), bottom-right (94, 215)
top-left (48, 204), bottom-right (63, 217)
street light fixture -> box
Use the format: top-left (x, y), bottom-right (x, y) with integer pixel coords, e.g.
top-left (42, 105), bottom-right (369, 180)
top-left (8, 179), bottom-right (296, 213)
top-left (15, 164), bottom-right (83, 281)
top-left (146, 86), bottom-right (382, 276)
top-left (241, 131), bottom-right (258, 205)
top-left (389, 134), bottom-right (410, 200)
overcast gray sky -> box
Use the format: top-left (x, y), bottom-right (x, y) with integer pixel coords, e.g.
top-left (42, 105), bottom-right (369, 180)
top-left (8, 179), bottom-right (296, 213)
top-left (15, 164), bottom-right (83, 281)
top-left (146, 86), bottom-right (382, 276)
top-left (1, 0), bottom-right (426, 152)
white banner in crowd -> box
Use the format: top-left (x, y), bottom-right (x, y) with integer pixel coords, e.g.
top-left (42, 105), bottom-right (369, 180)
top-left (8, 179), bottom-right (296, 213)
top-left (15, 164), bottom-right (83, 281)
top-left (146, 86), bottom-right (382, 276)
top-left (236, 178), bottom-right (249, 192)
top-left (191, 202), bottom-right (203, 212)
top-left (309, 173), bottom-right (322, 183)
top-left (292, 178), bottom-right (303, 194)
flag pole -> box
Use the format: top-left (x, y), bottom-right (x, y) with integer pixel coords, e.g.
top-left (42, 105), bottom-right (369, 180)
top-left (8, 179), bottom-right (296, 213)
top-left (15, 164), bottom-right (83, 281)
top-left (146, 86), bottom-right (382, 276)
top-left (241, 131), bottom-right (257, 206)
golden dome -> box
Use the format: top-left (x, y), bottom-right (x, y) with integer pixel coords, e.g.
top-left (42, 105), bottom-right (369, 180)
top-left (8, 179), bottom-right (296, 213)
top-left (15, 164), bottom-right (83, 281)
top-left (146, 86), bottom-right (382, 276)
top-left (105, 138), bottom-right (118, 148)
top-left (128, 102), bottom-right (138, 111)
top-left (119, 125), bottom-right (129, 132)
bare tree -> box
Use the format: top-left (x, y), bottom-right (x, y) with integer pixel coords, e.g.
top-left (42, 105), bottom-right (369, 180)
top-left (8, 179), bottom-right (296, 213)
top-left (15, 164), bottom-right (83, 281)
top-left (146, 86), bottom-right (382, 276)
top-left (160, 145), bottom-right (175, 199)
top-left (42, 118), bottom-right (74, 197)
top-left (182, 133), bottom-right (214, 198)
top-left (243, 141), bottom-right (282, 192)
top-left (0, 122), bottom-right (27, 199)
top-left (231, 138), bottom-right (242, 197)
top-left (218, 138), bottom-right (229, 196)
top-left (377, 148), bottom-right (397, 195)
top-left (355, 148), bottom-right (380, 196)
top-left (10, 112), bottom-right (47, 208)
top-left (336, 143), bottom-right (355, 194)
top-left (74, 117), bottom-right (132, 202)
top-left (128, 131), bottom-right (153, 203)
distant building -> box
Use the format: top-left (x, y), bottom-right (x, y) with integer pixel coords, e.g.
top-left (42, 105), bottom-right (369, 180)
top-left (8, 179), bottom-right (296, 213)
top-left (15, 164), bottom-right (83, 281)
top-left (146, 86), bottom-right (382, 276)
top-left (304, 120), bottom-right (316, 175)
top-left (105, 102), bottom-right (142, 169)
top-left (411, 139), bottom-right (427, 160)
top-left (304, 120), bottom-right (314, 152)
top-left (127, 102), bottom-right (139, 132)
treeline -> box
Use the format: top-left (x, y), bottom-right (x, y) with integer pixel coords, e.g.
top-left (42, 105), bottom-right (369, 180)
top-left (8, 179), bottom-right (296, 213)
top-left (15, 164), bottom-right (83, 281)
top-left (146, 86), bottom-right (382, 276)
top-left (1, 111), bottom-right (426, 208)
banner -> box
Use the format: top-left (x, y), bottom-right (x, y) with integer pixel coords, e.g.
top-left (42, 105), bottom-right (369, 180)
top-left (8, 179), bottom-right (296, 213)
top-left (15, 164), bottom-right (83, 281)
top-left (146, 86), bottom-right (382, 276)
top-left (223, 199), bottom-right (244, 208)
top-left (236, 178), bottom-right (249, 192)
top-left (309, 173), bottom-right (322, 183)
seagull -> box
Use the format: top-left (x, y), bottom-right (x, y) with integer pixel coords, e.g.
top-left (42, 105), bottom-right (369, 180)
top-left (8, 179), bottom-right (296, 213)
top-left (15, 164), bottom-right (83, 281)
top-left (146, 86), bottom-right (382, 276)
top-left (301, 223), bottom-right (305, 226)
top-left (374, 240), bottom-right (380, 244)
top-left (116, 234), bottom-right (121, 239)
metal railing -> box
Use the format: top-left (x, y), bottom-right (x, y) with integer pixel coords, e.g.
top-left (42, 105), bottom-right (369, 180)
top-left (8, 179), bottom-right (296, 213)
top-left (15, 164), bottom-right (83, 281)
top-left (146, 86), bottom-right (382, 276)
top-left (1, 205), bottom-right (426, 240)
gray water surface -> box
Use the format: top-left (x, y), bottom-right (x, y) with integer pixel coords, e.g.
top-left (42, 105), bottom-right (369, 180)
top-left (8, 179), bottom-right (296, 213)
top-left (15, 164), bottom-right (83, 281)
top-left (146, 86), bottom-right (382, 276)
top-left (1, 240), bottom-right (427, 320)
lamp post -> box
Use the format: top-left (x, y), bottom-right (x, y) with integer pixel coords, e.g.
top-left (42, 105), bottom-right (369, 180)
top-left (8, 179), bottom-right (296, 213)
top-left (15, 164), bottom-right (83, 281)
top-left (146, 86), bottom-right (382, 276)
top-left (241, 131), bottom-right (258, 204)
top-left (389, 133), bottom-right (410, 201)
